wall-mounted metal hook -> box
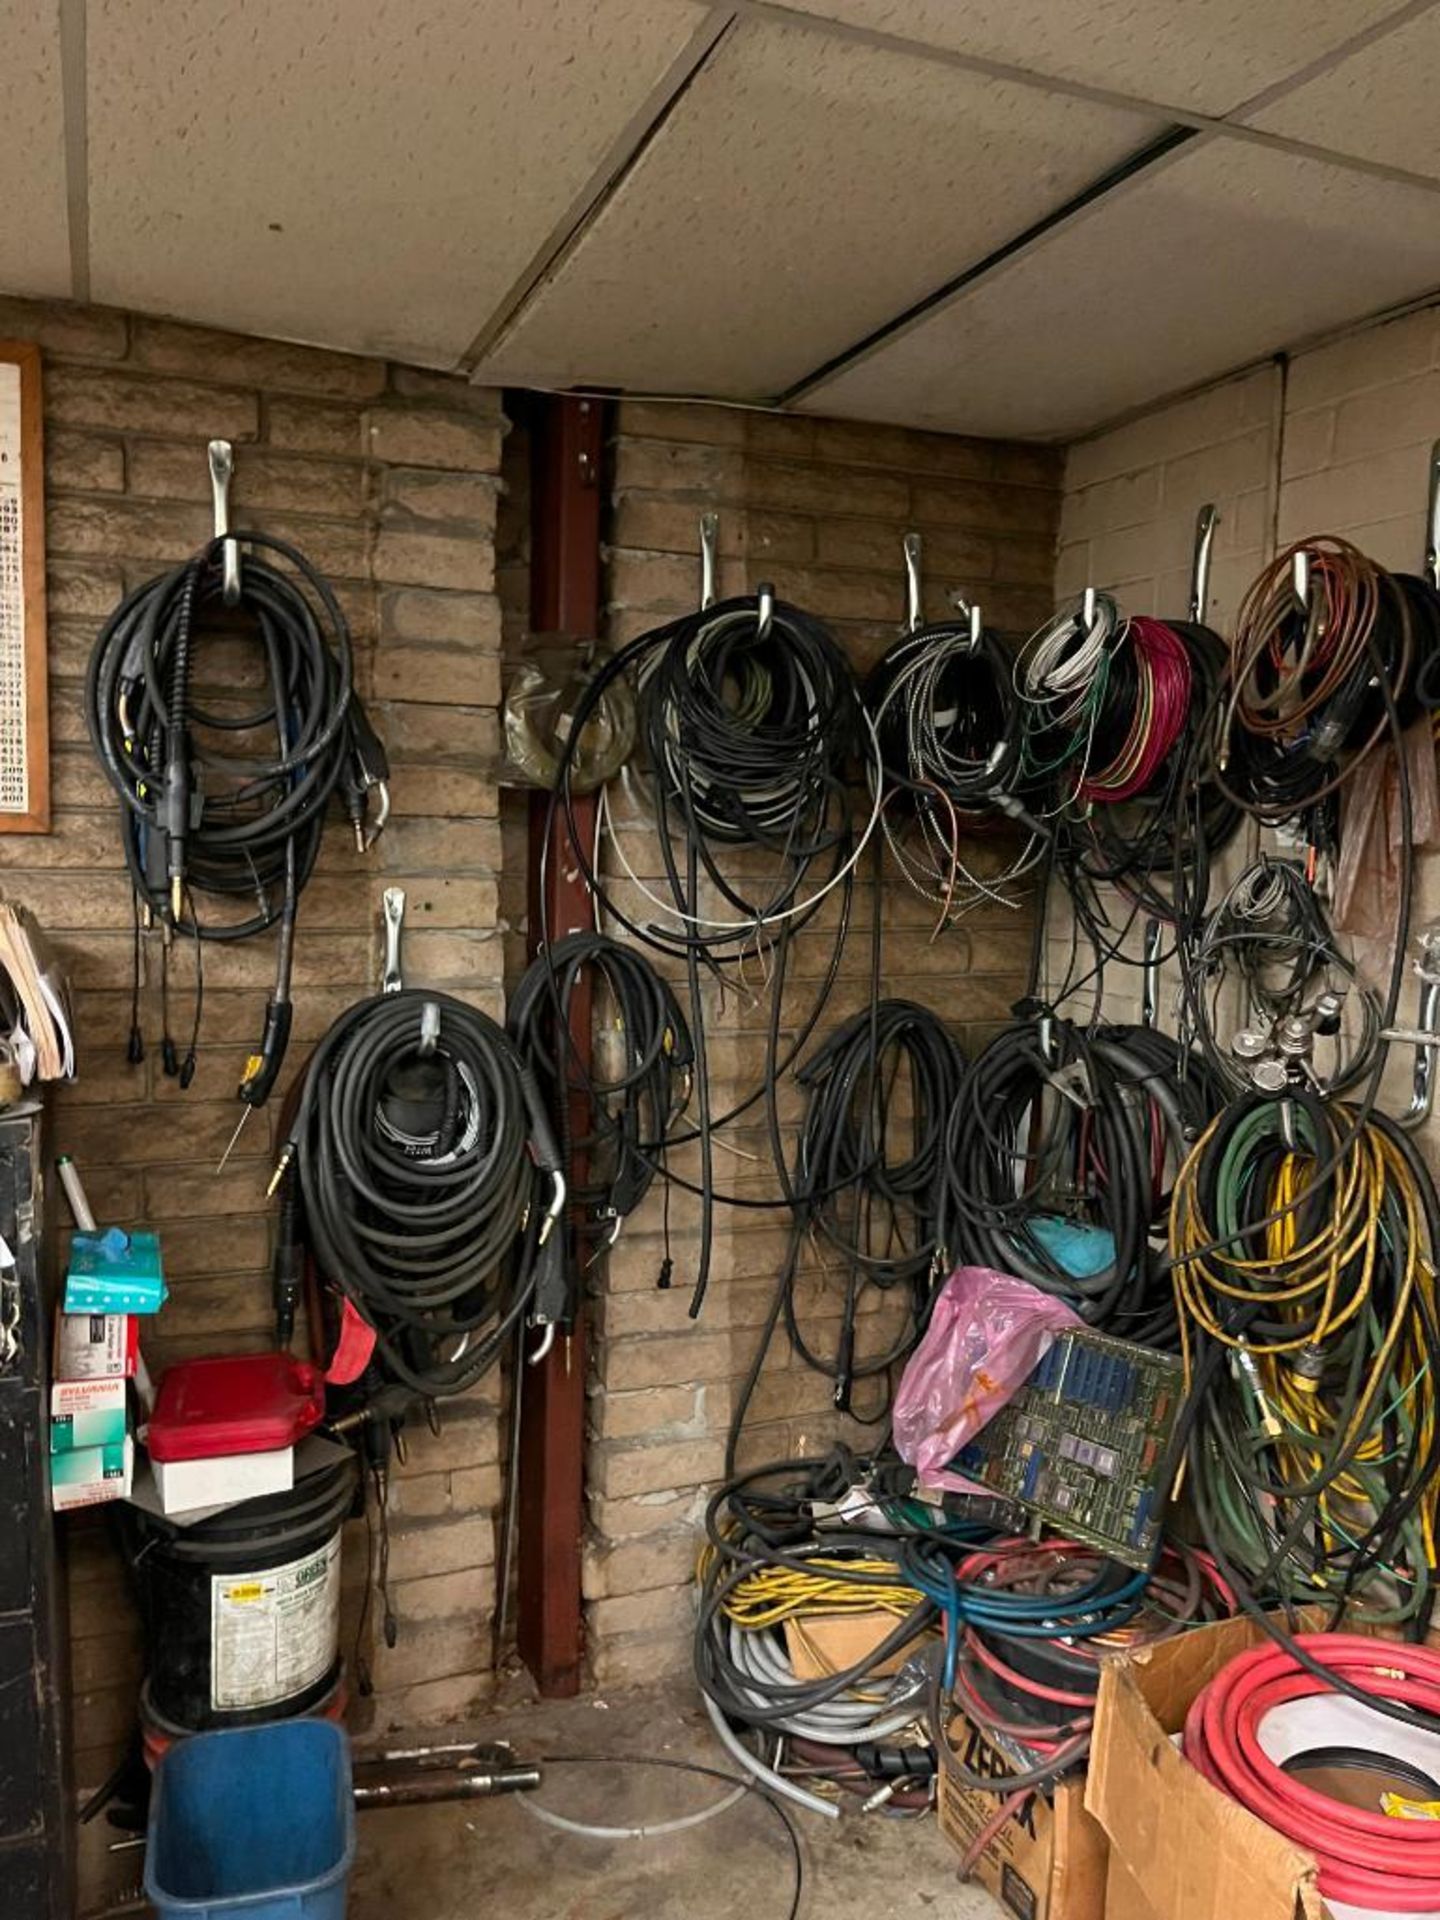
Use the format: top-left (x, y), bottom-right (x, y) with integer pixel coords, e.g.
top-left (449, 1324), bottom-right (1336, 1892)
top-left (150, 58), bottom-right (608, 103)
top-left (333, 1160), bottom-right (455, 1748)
top-left (1426, 444), bottom-right (1440, 591)
top-left (207, 440), bottom-right (241, 607)
top-left (755, 580), bottom-right (775, 642)
top-left (381, 887), bottom-right (405, 994)
top-left (1292, 547), bottom-right (1310, 612)
top-left (1141, 918), bottom-right (1163, 1029)
top-left (699, 511), bottom-right (719, 611)
top-left (1189, 504), bottom-right (1218, 623)
top-left (903, 532), bottom-right (923, 634)
top-left (1082, 586), bottom-right (1097, 628)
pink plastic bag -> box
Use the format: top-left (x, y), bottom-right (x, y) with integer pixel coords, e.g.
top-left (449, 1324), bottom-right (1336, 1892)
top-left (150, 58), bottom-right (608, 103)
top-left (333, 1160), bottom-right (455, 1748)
top-left (893, 1265), bottom-right (1083, 1493)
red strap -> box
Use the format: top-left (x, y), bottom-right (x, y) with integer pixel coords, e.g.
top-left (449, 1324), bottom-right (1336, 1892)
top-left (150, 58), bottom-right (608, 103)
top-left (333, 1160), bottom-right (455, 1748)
top-left (326, 1298), bottom-right (377, 1385)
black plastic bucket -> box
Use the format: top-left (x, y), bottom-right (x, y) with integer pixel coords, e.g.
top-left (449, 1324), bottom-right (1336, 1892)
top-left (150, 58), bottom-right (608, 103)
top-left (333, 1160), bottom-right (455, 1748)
top-left (122, 1451), bottom-right (357, 1732)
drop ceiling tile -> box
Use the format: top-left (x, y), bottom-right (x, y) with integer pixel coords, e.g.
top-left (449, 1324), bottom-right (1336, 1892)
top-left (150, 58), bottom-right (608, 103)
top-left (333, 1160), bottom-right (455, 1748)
top-left (799, 138), bottom-right (1440, 440)
top-left (0, 1), bottom-right (72, 299)
top-left (776, 0), bottom-right (1413, 116)
top-left (477, 20), bottom-right (1164, 397)
top-left (85, 0), bottom-right (711, 366)
top-left (1246, 7), bottom-right (1440, 177)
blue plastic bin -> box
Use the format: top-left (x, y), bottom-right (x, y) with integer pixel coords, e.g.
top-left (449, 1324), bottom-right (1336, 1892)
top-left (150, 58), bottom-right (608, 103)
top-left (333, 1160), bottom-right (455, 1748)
top-left (144, 1719), bottom-right (354, 1919)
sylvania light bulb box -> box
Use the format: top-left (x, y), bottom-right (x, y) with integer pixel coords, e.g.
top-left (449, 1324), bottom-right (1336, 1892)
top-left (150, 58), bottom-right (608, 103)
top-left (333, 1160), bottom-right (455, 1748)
top-left (51, 1377), bottom-right (128, 1452)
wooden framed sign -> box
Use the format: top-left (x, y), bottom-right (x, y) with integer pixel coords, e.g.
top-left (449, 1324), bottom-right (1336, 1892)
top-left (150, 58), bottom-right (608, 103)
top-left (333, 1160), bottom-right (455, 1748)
top-left (0, 342), bottom-right (49, 833)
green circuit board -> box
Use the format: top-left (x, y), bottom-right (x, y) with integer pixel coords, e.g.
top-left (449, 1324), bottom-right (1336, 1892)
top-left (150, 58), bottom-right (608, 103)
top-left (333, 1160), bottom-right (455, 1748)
top-left (953, 1329), bottom-right (1184, 1568)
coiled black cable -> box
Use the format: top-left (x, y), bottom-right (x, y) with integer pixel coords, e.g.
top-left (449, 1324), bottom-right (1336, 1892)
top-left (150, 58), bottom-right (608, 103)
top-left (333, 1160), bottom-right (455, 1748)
top-left (940, 1019), bottom-right (1221, 1342)
top-left (86, 531), bottom-right (386, 1092)
top-left (276, 989), bottom-right (561, 1399)
top-left (549, 593), bottom-right (876, 1320)
top-left (508, 931), bottom-right (694, 1283)
top-left (727, 1000), bottom-right (967, 1463)
top-left (864, 618), bottom-right (1042, 920)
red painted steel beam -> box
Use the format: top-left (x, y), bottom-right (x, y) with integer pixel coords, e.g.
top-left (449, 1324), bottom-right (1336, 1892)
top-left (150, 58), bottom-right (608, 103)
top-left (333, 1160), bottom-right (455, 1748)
top-left (516, 395), bottom-right (604, 1696)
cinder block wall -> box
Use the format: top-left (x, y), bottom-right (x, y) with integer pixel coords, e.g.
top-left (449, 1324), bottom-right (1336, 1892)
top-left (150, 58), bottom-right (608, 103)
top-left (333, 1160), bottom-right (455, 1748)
top-left (582, 402), bottom-right (1062, 1683)
top-left (0, 297), bottom-right (507, 1810)
top-left (1051, 301), bottom-right (1440, 1034)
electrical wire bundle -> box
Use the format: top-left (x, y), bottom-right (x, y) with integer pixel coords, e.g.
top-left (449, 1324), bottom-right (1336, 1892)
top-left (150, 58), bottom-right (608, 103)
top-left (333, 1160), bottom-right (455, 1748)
top-left (1217, 536), bottom-right (1416, 824)
top-left (695, 1454), bottom-right (939, 1820)
top-left (863, 619), bottom-right (1042, 921)
top-left (939, 1018), bottom-right (1223, 1342)
top-left (1014, 592), bottom-right (1123, 798)
top-left (272, 989), bottom-right (564, 1400)
top-left (916, 1536), bottom-right (1234, 1865)
top-left (1183, 856), bottom-right (1382, 1096)
top-left (1063, 616), bottom-right (1240, 939)
top-left (86, 531), bottom-right (388, 1101)
top-left (507, 930), bottom-right (694, 1291)
top-left (1170, 1094), bottom-right (1440, 1623)
top-left (728, 1000), bottom-right (968, 1458)
top-left (1185, 1635), bottom-right (1440, 1912)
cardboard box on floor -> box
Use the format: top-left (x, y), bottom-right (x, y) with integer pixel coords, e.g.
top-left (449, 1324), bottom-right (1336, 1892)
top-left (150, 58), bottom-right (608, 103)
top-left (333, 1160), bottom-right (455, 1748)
top-left (937, 1712), bottom-right (1108, 1920)
top-left (1085, 1614), bottom-right (1328, 1920)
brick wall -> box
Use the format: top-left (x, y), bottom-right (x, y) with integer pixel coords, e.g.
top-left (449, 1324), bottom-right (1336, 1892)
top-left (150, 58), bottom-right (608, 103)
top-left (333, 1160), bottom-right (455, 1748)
top-left (0, 297), bottom-right (507, 1818)
top-left (582, 402), bottom-right (1061, 1683)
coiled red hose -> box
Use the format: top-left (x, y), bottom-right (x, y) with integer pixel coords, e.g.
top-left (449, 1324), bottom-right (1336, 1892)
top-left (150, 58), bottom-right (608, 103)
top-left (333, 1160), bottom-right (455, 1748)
top-left (1185, 1635), bottom-right (1440, 1911)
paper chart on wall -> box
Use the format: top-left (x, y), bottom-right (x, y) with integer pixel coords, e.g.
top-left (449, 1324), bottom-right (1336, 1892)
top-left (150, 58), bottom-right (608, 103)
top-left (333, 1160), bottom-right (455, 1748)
top-left (0, 360), bottom-right (28, 816)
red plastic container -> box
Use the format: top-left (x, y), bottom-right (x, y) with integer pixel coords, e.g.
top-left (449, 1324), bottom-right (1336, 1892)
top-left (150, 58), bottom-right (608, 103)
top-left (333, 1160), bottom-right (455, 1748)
top-left (148, 1352), bottom-right (324, 1461)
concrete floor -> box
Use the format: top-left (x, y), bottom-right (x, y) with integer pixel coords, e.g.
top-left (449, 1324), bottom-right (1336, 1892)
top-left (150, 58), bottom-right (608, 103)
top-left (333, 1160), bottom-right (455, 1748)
top-left (351, 1680), bottom-right (1004, 1920)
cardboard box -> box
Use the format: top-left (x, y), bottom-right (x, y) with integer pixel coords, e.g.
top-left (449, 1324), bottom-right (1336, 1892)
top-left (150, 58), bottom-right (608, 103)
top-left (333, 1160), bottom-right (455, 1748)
top-left (50, 1377), bottom-right (128, 1453)
top-left (1086, 1615), bottom-right (1327, 1920)
top-left (151, 1444), bottom-right (294, 1516)
top-left (782, 1610), bottom-right (929, 1680)
top-left (937, 1714), bottom-right (1108, 1920)
top-left (50, 1435), bottom-right (134, 1510)
top-left (54, 1311), bottom-right (138, 1381)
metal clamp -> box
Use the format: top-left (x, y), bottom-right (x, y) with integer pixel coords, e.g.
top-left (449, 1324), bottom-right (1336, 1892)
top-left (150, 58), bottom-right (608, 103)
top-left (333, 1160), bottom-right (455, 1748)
top-left (1141, 918), bottom-right (1163, 1030)
top-left (755, 580), bottom-right (775, 643)
top-left (699, 511), bottom-right (719, 611)
top-left (903, 533), bottom-right (923, 635)
top-left (1190, 503), bottom-right (1218, 623)
top-left (382, 888), bottom-right (405, 994)
top-left (1390, 925), bottom-right (1440, 1130)
top-left (207, 440), bottom-right (241, 606)
top-left (1292, 547), bottom-right (1310, 612)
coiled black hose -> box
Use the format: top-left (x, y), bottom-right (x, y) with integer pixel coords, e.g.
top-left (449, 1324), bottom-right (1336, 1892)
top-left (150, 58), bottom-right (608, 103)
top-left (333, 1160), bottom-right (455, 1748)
top-left (85, 531), bottom-right (386, 1090)
top-left (724, 999), bottom-right (966, 1466)
top-left (507, 930), bottom-right (694, 1277)
top-left (276, 989), bottom-right (562, 1399)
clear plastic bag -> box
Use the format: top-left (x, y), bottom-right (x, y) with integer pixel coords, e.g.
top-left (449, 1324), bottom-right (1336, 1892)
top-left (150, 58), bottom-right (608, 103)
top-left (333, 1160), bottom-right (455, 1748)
top-left (500, 640), bottom-right (636, 793)
top-left (892, 1265), bottom-right (1083, 1493)
top-left (1334, 719), bottom-right (1440, 941)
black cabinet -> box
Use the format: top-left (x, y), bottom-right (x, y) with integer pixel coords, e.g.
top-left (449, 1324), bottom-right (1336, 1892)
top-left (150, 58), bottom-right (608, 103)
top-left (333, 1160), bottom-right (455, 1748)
top-left (0, 1103), bottom-right (72, 1920)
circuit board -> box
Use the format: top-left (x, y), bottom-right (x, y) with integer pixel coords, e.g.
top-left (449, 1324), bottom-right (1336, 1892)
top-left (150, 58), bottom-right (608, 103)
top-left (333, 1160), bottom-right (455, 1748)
top-left (953, 1329), bottom-right (1184, 1568)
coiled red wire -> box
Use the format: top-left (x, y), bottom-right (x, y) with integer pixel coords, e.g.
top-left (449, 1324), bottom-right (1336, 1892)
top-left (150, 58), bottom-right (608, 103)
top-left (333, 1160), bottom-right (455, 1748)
top-left (1185, 1635), bottom-right (1440, 1911)
top-left (1079, 616), bottom-right (1192, 805)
